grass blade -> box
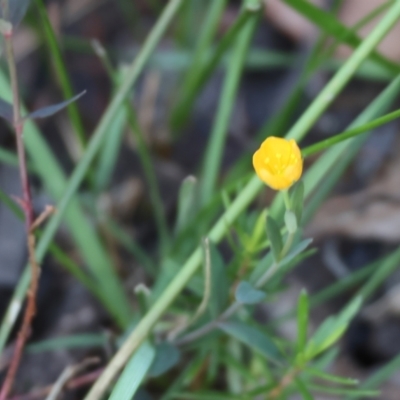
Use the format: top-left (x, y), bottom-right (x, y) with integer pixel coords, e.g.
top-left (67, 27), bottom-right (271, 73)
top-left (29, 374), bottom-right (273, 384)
top-left (108, 342), bottom-right (155, 400)
top-left (200, 9), bottom-right (258, 204)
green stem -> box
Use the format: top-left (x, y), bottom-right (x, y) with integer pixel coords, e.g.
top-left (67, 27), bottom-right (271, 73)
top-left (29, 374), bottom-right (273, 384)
top-left (282, 190), bottom-right (291, 210)
top-left (302, 107), bottom-right (400, 157)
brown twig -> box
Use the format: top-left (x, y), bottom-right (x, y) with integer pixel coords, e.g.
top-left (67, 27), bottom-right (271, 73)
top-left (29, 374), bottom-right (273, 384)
top-left (8, 367), bottom-right (104, 400)
top-left (0, 23), bottom-right (41, 400)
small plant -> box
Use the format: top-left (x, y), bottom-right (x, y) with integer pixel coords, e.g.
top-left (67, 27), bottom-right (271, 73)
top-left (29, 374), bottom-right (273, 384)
top-left (1, 0), bottom-right (400, 399)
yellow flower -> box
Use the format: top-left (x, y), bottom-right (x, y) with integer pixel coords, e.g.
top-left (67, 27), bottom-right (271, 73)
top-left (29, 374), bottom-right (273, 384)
top-left (252, 136), bottom-right (303, 190)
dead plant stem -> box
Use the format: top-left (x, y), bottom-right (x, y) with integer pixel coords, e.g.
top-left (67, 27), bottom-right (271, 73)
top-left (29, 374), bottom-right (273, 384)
top-left (0, 31), bottom-right (40, 400)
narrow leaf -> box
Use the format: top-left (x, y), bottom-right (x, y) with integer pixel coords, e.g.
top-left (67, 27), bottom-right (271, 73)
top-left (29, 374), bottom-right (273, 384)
top-left (280, 238), bottom-right (313, 265)
top-left (284, 210), bottom-right (297, 233)
top-left (336, 296), bottom-right (363, 327)
top-left (297, 289), bottom-right (309, 355)
top-left (108, 342), bottom-right (155, 400)
top-left (208, 243), bottom-right (229, 318)
top-left (266, 215), bottom-right (282, 262)
top-left (148, 342), bottom-right (180, 378)
top-left (218, 321), bottom-right (280, 361)
top-left (235, 280), bottom-right (266, 304)
top-left (248, 208), bottom-right (268, 252)
top-left (175, 176), bottom-right (198, 234)
top-left (306, 368), bottom-right (358, 385)
top-left (306, 297), bottom-right (362, 359)
top-left (308, 384), bottom-right (379, 397)
top-left (26, 91), bottom-right (86, 120)
top-left (294, 378), bottom-right (314, 400)
top-left (290, 180), bottom-right (304, 225)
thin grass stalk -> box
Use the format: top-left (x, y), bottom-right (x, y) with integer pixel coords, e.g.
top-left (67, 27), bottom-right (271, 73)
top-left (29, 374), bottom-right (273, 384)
top-left (170, 5), bottom-right (257, 129)
top-left (35, 0), bottom-right (87, 149)
top-left (200, 10), bottom-right (258, 205)
top-left (180, 0), bottom-right (227, 91)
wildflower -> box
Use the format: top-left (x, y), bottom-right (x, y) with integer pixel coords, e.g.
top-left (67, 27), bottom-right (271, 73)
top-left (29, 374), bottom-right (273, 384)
top-left (252, 136), bottom-right (303, 190)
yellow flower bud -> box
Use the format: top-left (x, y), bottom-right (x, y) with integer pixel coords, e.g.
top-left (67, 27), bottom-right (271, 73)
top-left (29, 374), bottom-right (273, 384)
top-left (252, 136), bottom-right (303, 190)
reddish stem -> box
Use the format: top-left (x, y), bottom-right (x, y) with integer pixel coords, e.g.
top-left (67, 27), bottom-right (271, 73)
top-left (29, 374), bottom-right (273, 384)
top-left (0, 29), bottom-right (39, 400)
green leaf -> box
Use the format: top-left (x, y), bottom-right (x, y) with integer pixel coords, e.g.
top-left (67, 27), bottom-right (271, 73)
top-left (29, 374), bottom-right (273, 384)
top-left (336, 296), bottom-right (363, 327)
top-left (290, 181), bottom-right (304, 225)
top-left (306, 367), bottom-right (358, 386)
top-left (266, 215), bottom-right (282, 262)
top-left (218, 321), bottom-right (280, 361)
top-left (108, 342), bottom-right (155, 400)
top-left (27, 334), bottom-right (107, 353)
top-left (280, 238), bottom-right (313, 265)
top-left (294, 378), bottom-right (314, 400)
top-left (235, 281), bottom-right (266, 304)
top-left (305, 297), bottom-right (362, 359)
top-left (306, 317), bottom-right (345, 360)
top-left (208, 243), bottom-right (230, 318)
top-left (249, 251), bottom-right (274, 284)
top-left (308, 384), bottom-right (379, 397)
top-left (296, 289), bottom-right (309, 355)
top-left (148, 342), bottom-right (181, 378)
top-left (248, 208), bottom-right (268, 252)
top-left (175, 176), bottom-right (198, 235)
top-left (95, 108), bottom-right (126, 191)
top-left (284, 210), bottom-right (297, 234)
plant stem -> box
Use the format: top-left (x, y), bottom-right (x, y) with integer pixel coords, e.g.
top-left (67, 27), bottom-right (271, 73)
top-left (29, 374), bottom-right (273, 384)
top-left (282, 190), bottom-right (291, 210)
top-left (0, 32), bottom-right (39, 400)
